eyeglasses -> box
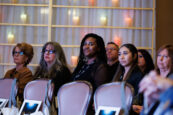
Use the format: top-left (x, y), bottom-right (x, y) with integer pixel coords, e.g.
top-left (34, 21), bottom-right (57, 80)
top-left (44, 50), bottom-right (55, 54)
top-left (106, 48), bottom-right (117, 51)
top-left (13, 51), bottom-right (24, 56)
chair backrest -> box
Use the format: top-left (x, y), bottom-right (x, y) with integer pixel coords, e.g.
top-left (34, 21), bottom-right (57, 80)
top-left (57, 81), bottom-right (93, 115)
top-left (94, 82), bottom-right (134, 111)
top-left (24, 79), bottom-right (54, 103)
top-left (0, 78), bottom-right (17, 99)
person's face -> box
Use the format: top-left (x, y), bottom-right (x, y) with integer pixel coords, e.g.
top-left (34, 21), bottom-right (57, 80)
top-left (83, 37), bottom-right (99, 59)
top-left (138, 52), bottom-right (146, 68)
top-left (118, 46), bottom-right (135, 67)
top-left (157, 49), bottom-right (171, 70)
top-left (106, 44), bottom-right (118, 61)
top-left (44, 44), bottom-right (56, 65)
top-left (13, 47), bottom-right (28, 65)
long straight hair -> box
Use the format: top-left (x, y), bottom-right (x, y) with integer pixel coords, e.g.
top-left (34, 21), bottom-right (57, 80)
top-left (112, 43), bottom-right (138, 81)
top-left (138, 49), bottom-right (154, 75)
top-left (34, 42), bottom-right (68, 79)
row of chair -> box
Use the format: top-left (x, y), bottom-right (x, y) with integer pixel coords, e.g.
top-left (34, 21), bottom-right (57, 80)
top-left (0, 78), bottom-right (134, 115)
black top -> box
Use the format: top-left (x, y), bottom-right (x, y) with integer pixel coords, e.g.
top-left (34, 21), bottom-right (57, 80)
top-left (52, 66), bottom-right (71, 96)
top-left (107, 61), bottom-right (119, 82)
top-left (72, 59), bottom-right (108, 91)
top-left (118, 66), bottom-right (143, 96)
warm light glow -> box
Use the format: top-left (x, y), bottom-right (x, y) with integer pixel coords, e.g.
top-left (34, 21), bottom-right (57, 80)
top-left (112, 0), bottom-right (119, 7)
top-left (71, 56), bottom-right (78, 66)
top-left (7, 33), bottom-right (15, 43)
top-left (89, 0), bottom-right (95, 6)
top-left (40, 8), bottom-right (49, 14)
top-left (20, 13), bottom-right (27, 22)
top-left (73, 10), bottom-right (77, 16)
top-left (68, 9), bottom-right (71, 15)
top-left (100, 16), bottom-right (107, 26)
top-left (73, 16), bottom-right (80, 25)
top-left (113, 36), bottom-right (121, 46)
top-left (11, 0), bottom-right (18, 3)
top-left (124, 17), bottom-right (133, 27)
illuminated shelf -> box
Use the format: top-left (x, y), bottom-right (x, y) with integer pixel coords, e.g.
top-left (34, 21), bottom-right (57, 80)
top-left (0, 3), bottom-right (48, 7)
top-left (0, 23), bottom-right (152, 30)
top-left (0, 3), bottom-right (154, 10)
top-left (0, 63), bottom-right (38, 67)
top-left (52, 25), bottom-right (152, 30)
top-left (0, 23), bottom-right (48, 27)
top-left (0, 43), bottom-right (80, 48)
top-left (53, 5), bottom-right (153, 10)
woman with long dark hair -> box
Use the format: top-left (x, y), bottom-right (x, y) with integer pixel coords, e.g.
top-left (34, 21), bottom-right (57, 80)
top-left (113, 43), bottom-right (143, 95)
top-left (112, 43), bottom-right (143, 114)
top-left (138, 49), bottom-right (155, 75)
top-left (72, 33), bottom-right (108, 91)
top-left (72, 33), bottom-right (108, 115)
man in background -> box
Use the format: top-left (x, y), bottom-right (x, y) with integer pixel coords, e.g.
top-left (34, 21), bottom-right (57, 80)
top-left (106, 42), bottom-right (119, 81)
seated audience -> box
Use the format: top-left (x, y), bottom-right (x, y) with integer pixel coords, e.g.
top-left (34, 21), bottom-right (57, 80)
top-left (71, 33), bottom-right (108, 91)
top-left (138, 44), bottom-right (173, 114)
top-left (112, 43), bottom-right (143, 95)
top-left (71, 33), bottom-right (108, 115)
top-left (4, 42), bottom-right (34, 101)
top-left (106, 42), bottom-right (119, 81)
top-left (34, 41), bottom-right (71, 96)
top-left (133, 49), bottom-right (155, 114)
top-left (112, 43), bottom-right (143, 115)
top-left (138, 49), bottom-right (155, 76)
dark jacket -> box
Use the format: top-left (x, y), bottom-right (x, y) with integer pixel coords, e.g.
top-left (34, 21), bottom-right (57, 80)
top-left (52, 66), bottom-right (71, 96)
top-left (116, 66), bottom-right (143, 95)
top-left (107, 61), bottom-right (119, 82)
top-left (72, 59), bottom-right (108, 91)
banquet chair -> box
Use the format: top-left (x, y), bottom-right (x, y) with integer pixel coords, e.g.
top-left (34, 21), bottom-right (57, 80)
top-left (94, 82), bottom-right (134, 111)
top-left (57, 81), bottom-right (93, 115)
top-left (23, 79), bottom-right (54, 110)
top-left (0, 78), bottom-right (18, 107)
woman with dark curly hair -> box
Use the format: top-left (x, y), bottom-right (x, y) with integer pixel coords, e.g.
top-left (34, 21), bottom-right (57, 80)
top-left (72, 33), bottom-right (108, 91)
top-left (71, 33), bottom-right (108, 115)
top-left (4, 42), bottom-right (34, 101)
top-left (138, 49), bottom-right (155, 75)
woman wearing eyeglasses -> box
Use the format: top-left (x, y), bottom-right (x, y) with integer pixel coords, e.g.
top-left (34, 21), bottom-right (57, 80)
top-left (4, 42), bottom-right (34, 101)
top-left (34, 42), bottom-right (71, 96)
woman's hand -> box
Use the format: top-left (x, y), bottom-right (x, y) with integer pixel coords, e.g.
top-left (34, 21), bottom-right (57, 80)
top-left (132, 105), bottom-right (143, 114)
top-left (139, 71), bottom-right (173, 105)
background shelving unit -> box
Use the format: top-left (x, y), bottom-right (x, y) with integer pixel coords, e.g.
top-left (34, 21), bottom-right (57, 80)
top-left (0, 0), bottom-right (155, 78)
